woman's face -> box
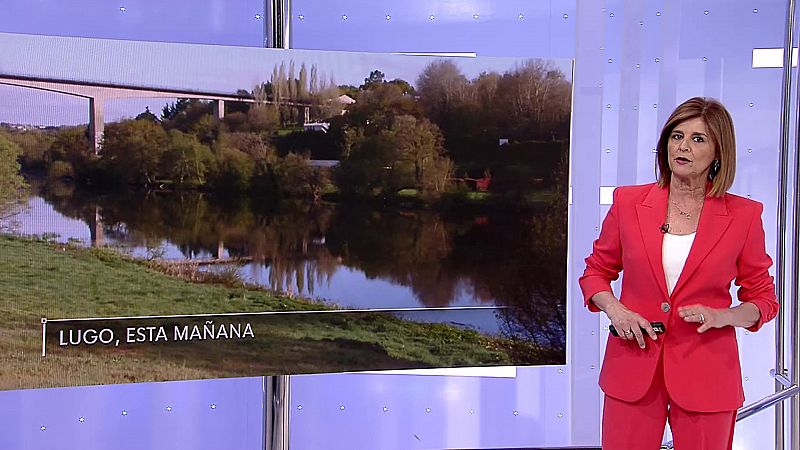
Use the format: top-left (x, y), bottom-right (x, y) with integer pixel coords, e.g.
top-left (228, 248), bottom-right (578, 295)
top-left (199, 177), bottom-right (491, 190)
top-left (667, 117), bottom-right (716, 183)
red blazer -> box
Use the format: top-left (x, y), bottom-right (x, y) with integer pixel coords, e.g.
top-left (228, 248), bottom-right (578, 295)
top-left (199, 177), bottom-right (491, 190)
top-left (579, 183), bottom-right (779, 412)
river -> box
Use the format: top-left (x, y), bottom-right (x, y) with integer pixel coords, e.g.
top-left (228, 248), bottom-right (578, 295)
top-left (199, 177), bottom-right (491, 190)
top-left (3, 179), bottom-right (566, 347)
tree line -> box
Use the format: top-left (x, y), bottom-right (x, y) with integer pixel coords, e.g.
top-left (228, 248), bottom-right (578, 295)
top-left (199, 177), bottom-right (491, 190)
top-left (4, 57), bottom-right (572, 203)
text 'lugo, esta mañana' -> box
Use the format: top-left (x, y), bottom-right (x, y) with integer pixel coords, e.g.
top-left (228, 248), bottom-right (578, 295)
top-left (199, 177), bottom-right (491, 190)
top-left (57, 321), bottom-right (255, 347)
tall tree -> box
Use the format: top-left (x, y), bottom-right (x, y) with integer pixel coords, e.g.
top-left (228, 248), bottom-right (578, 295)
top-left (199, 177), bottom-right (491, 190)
top-left (278, 62), bottom-right (287, 101)
top-left (101, 119), bottom-right (169, 186)
top-left (496, 59), bottom-right (571, 139)
top-left (273, 153), bottom-right (328, 200)
top-left (416, 60), bottom-right (469, 126)
top-left (48, 127), bottom-right (91, 166)
top-left (288, 60), bottom-right (297, 100)
top-left (271, 65), bottom-right (281, 103)
top-left (310, 64), bottom-right (319, 94)
top-left (298, 62), bottom-right (309, 100)
top-left (160, 130), bottom-right (215, 187)
top-left (254, 82), bottom-right (270, 109)
top-left (473, 71), bottom-right (501, 106)
top-left (387, 115), bottom-right (451, 194)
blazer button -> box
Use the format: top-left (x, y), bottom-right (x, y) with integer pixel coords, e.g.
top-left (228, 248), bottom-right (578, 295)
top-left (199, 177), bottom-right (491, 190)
top-left (661, 302), bottom-right (671, 313)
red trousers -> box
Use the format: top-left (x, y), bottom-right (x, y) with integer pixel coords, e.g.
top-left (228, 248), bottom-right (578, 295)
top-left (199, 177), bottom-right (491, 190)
top-left (601, 358), bottom-right (737, 450)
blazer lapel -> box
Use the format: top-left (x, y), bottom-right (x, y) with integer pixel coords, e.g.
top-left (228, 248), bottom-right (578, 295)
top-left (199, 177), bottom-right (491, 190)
top-left (635, 184), bottom-right (670, 300)
top-left (671, 194), bottom-right (732, 298)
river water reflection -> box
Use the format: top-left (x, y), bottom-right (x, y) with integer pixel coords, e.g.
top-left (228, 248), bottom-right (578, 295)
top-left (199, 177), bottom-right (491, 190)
top-left (6, 181), bottom-right (566, 348)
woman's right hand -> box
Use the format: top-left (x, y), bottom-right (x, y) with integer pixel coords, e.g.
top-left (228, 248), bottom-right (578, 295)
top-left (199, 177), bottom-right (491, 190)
top-left (591, 291), bottom-right (658, 349)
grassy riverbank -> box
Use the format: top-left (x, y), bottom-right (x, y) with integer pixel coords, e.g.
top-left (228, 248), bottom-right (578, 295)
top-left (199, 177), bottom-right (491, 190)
top-left (0, 235), bottom-right (556, 390)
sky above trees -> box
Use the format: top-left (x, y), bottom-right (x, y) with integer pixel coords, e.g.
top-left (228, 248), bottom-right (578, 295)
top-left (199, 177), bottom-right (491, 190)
top-left (0, 32), bottom-right (571, 126)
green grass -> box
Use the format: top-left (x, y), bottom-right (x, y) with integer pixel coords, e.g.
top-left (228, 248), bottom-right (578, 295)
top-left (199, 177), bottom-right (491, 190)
top-left (396, 188), bottom-right (419, 197)
top-left (464, 192), bottom-right (491, 201)
top-left (0, 235), bottom-right (557, 390)
top-left (275, 126), bottom-right (304, 136)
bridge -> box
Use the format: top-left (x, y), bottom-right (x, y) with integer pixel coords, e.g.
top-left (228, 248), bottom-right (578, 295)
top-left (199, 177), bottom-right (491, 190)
top-left (0, 74), bottom-right (318, 154)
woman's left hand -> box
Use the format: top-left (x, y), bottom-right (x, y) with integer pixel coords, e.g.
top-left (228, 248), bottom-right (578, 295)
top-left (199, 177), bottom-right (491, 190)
top-left (678, 305), bottom-right (729, 333)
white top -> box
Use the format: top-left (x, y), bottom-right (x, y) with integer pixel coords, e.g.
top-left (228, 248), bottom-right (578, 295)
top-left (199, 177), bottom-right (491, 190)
top-left (662, 232), bottom-right (696, 295)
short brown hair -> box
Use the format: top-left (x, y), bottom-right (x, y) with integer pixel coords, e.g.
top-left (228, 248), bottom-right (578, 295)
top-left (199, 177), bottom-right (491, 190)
top-left (656, 97), bottom-right (736, 197)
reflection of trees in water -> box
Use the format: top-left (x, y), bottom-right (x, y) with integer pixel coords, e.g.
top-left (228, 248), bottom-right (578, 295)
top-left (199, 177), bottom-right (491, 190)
top-left (33, 179), bottom-right (95, 227)
top-left (234, 210), bottom-right (338, 296)
top-left (440, 199), bottom-right (566, 352)
top-left (496, 198), bottom-right (567, 353)
top-left (218, 204), bottom-right (340, 296)
top-left (325, 205), bottom-right (457, 307)
top-left (37, 183), bottom-right (567, 350)
top-left (264, 257), bottom-right (337, 297)
top-left (39, 183), bottom-right (341, 297)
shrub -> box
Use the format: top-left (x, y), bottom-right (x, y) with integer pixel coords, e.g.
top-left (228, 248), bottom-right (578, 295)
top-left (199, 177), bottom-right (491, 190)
top-left (210, 147), bottom-right (256, 192)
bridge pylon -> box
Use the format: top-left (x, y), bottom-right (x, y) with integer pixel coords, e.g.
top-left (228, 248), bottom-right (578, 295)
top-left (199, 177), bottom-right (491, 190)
top-left (88, 97), bottom-right (104, 155)
top-left (214, 100), bottom-right (225, 120)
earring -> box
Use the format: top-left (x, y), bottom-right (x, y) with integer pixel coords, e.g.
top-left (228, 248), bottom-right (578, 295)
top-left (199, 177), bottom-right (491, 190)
top-left (709, 159), bottom-right (721, 179)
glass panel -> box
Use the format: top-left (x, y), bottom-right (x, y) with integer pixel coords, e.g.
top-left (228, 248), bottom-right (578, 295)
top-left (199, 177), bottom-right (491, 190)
top-left (290, 0), bottom-right (790, 449)
top-left (0, 0), bottom-right (265, 46)
top-left (291, 0), bottom-right (576, 58)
